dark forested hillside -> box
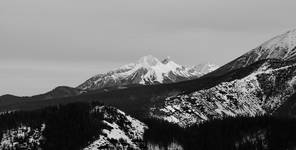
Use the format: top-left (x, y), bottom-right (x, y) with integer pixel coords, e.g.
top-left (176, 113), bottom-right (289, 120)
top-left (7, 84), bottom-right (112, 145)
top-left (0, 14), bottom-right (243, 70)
top-left (143, 116), bottom-right (296, 150)
top-left (0, 101), bottom-right (148, 150)
top-left (0, 102), bottom-right (106, 150)
top-left (2, 101), bottom-right (296, 150)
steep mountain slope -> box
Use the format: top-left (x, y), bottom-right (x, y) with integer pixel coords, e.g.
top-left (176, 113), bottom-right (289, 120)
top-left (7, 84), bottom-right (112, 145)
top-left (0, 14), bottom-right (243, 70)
top-left (212, 29), bottom-right (296, 76)
top-left (150, 60), bottom-right (296, 126)
top-left (78, 55), bottom-right (218, 91)
top-left (149, 29), bottom-right (296, 126)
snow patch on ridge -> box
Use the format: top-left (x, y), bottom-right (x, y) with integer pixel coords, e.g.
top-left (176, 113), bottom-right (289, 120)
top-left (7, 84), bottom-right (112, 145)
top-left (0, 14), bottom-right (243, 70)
top-left (84, 106), bottom-right (147, 150)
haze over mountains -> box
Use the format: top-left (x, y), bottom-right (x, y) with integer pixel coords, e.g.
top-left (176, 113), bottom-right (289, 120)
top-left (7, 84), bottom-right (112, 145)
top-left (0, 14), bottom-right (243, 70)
top-left (2, 29), bottom-right (296, 149)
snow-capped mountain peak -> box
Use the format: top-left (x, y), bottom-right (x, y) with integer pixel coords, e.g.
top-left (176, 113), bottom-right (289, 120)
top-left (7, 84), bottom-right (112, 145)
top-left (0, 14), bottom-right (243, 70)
top-left (78, 55), bottom-right (218, 91)
top-left (161, 56), bottom-right (171, 64)
top-left (136, 55), bottom-right (181, 71)
top-left (136, 55), bottom-right (182, 77)
top-left (138, 55), bottom-right (161, 67)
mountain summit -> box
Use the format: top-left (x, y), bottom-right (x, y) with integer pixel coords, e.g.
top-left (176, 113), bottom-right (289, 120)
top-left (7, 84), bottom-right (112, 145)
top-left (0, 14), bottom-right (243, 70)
top-left (77, 55), bottom-right (218, 91)
top-left (138, 55), bottom-right (161, 66)
top-left (247, 28), bottom-right (296, 61)
top-left (213, 29), bottom-right (296, 76)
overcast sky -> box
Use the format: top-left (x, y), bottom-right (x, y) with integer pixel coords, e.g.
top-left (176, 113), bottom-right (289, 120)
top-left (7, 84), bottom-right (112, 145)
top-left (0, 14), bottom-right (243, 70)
top-left (1, 0), bottom-right (296, 96)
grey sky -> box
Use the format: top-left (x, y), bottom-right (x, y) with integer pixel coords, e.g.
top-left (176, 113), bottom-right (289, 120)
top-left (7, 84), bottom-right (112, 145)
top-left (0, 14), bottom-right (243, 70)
top-left (1, 0), bottom-right (296, 96)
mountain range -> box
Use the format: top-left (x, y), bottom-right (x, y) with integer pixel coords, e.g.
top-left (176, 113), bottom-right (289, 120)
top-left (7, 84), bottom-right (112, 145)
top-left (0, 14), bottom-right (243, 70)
top-left (77, 55), bottom-right (218, 91)
top-left (1, 29), bottom-right (296, 149)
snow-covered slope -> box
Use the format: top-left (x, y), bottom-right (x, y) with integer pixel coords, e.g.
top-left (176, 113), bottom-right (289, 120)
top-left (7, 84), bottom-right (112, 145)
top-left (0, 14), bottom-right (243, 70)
top-left (0, 124), bottom-right (46, 150)
top-left (151, 28), bottom-right (296, 127)
top-left (150, 60), bottom-right (296, 127)
top-left (213, 29), bottom-right (296, 76)
top-left (78, 55), bottom-right (218, 91)
top-left (84, 106), bottom-right (147, 150)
